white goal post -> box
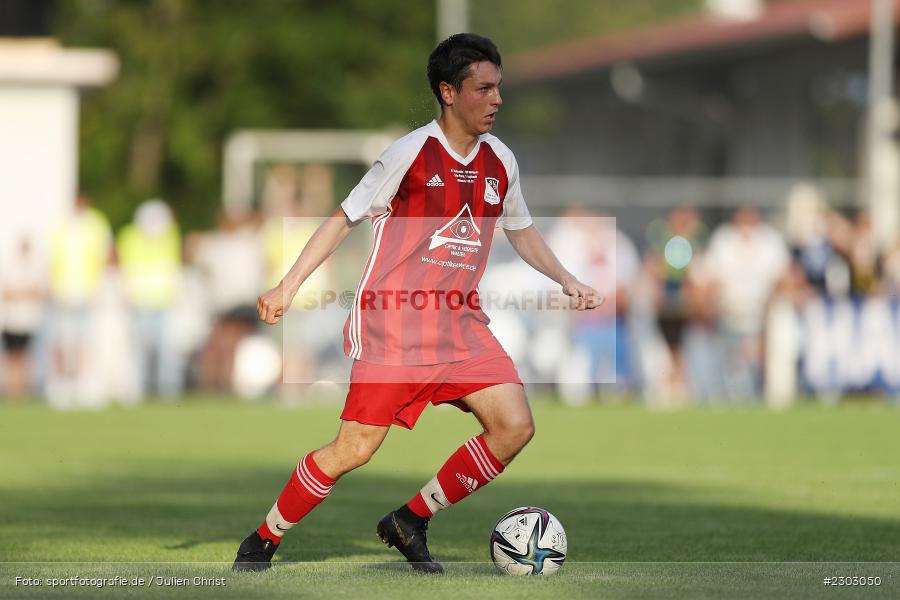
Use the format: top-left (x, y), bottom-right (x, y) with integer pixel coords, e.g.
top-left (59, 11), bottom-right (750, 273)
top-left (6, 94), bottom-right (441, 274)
top-left (221, 129), bottom-right (401, 213)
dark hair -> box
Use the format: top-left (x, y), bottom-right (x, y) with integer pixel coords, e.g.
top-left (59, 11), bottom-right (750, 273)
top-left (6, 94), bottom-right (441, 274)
top-left (427, 33), bottom-right (502, 106)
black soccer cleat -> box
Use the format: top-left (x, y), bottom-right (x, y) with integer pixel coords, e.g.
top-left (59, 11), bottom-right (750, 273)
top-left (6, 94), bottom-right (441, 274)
top-left (376, 508), bottom-right (444, 574)
top-left (232, 531), bottom-right (278, 572)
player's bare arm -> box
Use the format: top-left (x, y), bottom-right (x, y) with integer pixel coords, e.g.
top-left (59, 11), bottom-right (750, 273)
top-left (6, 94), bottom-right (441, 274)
top-left (257, 206), bottom-right (357, 324)
top-left (504, 225), bottom-right (603, 310)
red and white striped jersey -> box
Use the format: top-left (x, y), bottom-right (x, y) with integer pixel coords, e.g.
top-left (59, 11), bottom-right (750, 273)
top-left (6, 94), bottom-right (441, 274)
top-left (340, 120), bottom-right (532, 365)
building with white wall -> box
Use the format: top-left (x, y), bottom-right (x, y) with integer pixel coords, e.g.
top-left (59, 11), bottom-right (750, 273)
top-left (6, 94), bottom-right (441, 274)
top-left (0, 37), bottom-right (118, 264)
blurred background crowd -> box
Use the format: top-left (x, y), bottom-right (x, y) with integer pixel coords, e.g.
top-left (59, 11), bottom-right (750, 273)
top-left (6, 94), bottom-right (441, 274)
top-left (3, 0), bottom-right (900, 408)
top-left (3, 182), bottom-right (898, 408)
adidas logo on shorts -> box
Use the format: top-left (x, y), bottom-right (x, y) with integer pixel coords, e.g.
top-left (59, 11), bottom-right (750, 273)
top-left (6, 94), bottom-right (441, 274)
top-left (426, 174), bottom-right (445, 187)
top-left (456, 472), bottom-right (478, 493)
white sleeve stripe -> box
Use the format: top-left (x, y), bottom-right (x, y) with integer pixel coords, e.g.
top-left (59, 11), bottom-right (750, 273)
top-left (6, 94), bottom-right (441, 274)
top-left (351, 204), bottom-right (391, 358)
top-left (373, 206), bottom-right (392, 225)
top-left (350, 205), bottom-right (389, 357)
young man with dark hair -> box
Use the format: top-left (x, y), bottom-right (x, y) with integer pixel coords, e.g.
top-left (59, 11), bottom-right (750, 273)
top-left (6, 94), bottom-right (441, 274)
top-left (233, 33), bottom-right (601, 573)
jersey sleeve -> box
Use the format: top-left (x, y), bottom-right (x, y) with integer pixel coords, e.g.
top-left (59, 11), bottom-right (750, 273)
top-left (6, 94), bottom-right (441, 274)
top-left (486, 139), bottom-right (533, 230)
top-left (340, 135), bottom-right (420, 223)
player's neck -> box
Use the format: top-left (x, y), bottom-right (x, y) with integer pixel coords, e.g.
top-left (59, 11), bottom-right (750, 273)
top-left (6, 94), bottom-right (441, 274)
top-left (436, 113), bottom-right (480, 158)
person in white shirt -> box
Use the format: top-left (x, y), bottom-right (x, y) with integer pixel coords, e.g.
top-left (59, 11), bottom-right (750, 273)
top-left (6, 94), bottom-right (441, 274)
top-left (1, 236), bottom-right (47, 397)
top-left (704, 206), bottom-right (790, 400)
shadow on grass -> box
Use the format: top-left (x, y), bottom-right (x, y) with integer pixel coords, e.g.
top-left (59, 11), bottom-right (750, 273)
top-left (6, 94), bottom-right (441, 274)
top-left (2, 464), bottom-right (899, 565)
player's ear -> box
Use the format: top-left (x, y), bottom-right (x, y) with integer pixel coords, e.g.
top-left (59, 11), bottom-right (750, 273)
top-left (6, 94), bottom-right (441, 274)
top-left (439, 81), bottom-right (456, 107)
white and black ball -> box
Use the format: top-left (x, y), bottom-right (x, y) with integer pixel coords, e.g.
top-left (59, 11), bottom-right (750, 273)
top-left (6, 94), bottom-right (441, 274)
top-left (489, 507), bottom-right (567, 576)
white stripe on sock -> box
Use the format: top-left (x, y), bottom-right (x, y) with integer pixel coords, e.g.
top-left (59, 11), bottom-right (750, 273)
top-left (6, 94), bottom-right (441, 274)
top-left (469, 437), bottom-right (499, 478)
top-left (464, 439), bottom-right (492, 482)
top-left (301, 458), bottom-right (332, 494)
top-left (296, 460), bottom-right (330, 498)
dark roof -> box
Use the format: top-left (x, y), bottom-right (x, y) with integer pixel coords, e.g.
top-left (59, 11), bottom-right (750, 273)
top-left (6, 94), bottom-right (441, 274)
top-left (507, 0), bottom-right (899, 84)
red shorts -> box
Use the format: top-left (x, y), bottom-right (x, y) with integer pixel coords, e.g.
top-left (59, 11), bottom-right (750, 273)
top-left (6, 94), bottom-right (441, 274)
top-left (341, 349), bottom-right (522, 430)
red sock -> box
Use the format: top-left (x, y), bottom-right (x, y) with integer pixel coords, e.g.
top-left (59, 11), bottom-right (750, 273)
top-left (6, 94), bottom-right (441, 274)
top-left (257, 452), bottom-right (337, 544)
top-left (407, 434), bottom-right (504, 518)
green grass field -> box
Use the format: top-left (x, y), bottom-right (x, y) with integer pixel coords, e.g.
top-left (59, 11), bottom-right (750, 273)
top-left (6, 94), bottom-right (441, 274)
top-left (1, 399), bottom-right (899, 599)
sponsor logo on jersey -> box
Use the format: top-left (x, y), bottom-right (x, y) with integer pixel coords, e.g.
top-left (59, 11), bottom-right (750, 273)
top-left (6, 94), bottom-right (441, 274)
top-left (456, 472), bottom-right (478, 493)
top-left (484, 177), bottom-right (500, 205)
top-left (426, 174), bottom-right (445, 187)
top-left (429, 204), bottom-right (482, 250)
top-left (451, 168), bottom-right (478, 183)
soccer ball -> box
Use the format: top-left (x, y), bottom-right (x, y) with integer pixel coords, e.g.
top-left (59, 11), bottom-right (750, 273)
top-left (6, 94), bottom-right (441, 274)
top-left (489, 507), bottom-right (567, 576)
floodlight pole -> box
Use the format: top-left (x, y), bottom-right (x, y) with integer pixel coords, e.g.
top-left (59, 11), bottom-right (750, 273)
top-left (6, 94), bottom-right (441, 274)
top-left (437, 0), bottom-right (468, 41)
top-left (435, 0), bottom-right (468, 117)
top-left (867, 0), bottom-right (899, 249)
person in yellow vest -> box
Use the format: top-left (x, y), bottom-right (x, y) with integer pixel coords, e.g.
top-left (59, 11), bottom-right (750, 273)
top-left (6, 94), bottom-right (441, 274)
top-left (117, 199), bottom-right (185, 399)
top-left (48, 192), bottom-right (113, 406)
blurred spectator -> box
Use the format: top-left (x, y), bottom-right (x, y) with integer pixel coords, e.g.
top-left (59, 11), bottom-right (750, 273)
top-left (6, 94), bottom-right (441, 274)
top-left (680, 250), bottom-right (728, 404)
top-left (705, 206), bottom-right (789, 401)
top-left (830, 209), bottom-right (881, 297)
top-left (629, 249), bottom-right (675, 405)
top-left (192, 209), bottom-right (265, 392)
top-left (117, 199), bottom-right (185, 399)
top-left (784, 182), bottom-right (848, 296)
top-left (46, 192), bottom-right (113, 408)
top-left (646, 206), bottom-right (709, 400)
top-left (1, 236), bottom-right (47, 398)
top-left (881, 240), bottom-right (900, 297)
top-left (80, 255), bottom-right (140, 407)
top-left (765, 260), bottom-right (814, 407)
top-left (547, 208), bottom-right (639, 403)
top-left (170, 237), bottom-right (213, 389)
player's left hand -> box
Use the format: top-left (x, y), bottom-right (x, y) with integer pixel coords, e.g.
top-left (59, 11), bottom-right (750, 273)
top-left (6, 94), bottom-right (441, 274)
top-left (561, 279), bottom-right (604, 311)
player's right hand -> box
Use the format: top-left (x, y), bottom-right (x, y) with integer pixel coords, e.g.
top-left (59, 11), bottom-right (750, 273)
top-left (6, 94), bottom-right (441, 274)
top-left (562, 278), bottom-right (604, 311)
top-left (257, 285), bottom-right (287, 325)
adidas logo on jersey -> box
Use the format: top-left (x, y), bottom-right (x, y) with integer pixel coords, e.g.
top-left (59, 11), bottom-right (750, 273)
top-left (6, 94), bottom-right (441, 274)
top-left (426, 174), bottom-right (445, 187)
top-left (456, 472), bottom-right (478, 493)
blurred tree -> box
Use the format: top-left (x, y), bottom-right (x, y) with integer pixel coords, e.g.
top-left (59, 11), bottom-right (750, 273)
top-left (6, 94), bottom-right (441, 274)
top-left (56, 0), bottom-right (700, 231)
top-left (56, 0), bottom-right (436, 230)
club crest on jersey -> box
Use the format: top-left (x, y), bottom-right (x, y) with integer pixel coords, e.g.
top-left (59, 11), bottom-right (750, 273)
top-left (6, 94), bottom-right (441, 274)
top-left (484, 177), bottom-right (500, 205)
top-left (429, 204), bottom-right (482, 250)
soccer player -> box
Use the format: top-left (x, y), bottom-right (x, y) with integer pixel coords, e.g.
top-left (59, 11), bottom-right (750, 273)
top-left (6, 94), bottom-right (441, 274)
top-left (233, 33), bottom-right (602, 573)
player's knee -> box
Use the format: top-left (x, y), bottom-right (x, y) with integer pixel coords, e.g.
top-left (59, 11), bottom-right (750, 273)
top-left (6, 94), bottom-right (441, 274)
top-left (340, 439), bottom-right (377, 470)
top-left (499, 416), bottom-right (534, 451)
top-left (515, 418), bottom-right (535, 449)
